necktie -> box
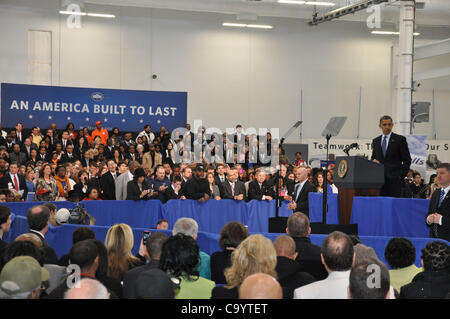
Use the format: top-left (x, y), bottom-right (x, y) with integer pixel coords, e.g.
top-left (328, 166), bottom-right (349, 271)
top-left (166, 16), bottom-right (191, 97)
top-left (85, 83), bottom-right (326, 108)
top-left (439, 189), bottom-right (446, 206)
top-left (295, 184), bottom-right (302, 201)
top-left (433, 189), bottom-right (446, 237)
top-left (231, 183), bottom-right (235, 196)
top-left (381, 136), bottom-right (387, 157)
top-left (13, 175), bottom-right (19, 191)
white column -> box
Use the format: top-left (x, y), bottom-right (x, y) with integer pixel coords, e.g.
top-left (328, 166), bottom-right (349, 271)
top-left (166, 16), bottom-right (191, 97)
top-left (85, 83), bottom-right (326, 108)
top-left (396, 0), bottom-right (415, 135)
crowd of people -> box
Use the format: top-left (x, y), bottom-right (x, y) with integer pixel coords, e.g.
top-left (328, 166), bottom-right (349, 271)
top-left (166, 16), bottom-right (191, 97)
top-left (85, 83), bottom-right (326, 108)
top-left (0, 121), bottom-right (343, 206)
top-left (0, 206), bottom-right (449, 299)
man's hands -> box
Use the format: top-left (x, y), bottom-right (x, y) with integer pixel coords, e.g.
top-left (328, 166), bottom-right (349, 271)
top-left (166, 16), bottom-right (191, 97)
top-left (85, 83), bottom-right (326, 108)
top-left (288, 201), bottom-right (297, 211)
top-left (234, 194), bottom-right (244, 201)
top-left (199, 193), bottom-right (210, 203)
top-left (428, 213), bottom-right (442, 225)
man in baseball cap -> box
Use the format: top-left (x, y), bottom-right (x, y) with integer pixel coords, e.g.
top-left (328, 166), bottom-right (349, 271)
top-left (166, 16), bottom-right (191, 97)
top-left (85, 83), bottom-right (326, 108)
top-left (0, 256), bottom-right (50, 299)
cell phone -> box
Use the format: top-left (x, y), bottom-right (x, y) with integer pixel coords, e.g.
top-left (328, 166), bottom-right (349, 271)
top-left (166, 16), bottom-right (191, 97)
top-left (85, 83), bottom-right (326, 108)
top-left (142, 231), bottom-right (150, 245)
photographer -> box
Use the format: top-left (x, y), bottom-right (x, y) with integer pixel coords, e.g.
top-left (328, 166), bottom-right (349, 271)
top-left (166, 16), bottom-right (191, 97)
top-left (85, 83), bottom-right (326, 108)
top-left (126, 168), bottom-right (153, 200)
top-left (73, 169), bottom-right (91, 199)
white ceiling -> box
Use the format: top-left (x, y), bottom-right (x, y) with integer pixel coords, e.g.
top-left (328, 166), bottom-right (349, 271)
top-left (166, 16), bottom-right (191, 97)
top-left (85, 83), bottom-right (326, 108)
top-left (85, 0), bottom-right (450, 26)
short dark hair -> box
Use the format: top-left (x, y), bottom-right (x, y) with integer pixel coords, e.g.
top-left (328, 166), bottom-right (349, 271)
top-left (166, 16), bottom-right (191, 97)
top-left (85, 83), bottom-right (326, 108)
top-left (159, 234), bottom-right (200, 280)
top-left (379, 115), bottom-right (393, 124)
top-left (157, 219), bottom-right (168, 226)
top-left (321, 231), bottom-right (354, 271)
top-left (422, 241), bottom-right (450, 272)
top-left (26, 205), bottom-right (50, 232)
top-left (412, 172), bottom-right (421, 179)
top-left (384, 237), bottom-right (416, 269)
top-left (42, 203), bottom-right (57, 213)
top-left (1, 241), bottom-right (44, 269)
top-left (172, 175), bottom-right (182, 184)
top-left (146, 232), bottom-right (169, 260)
top-left (287, 212), bottom-right (310, 237)
top-left (72, 227), bottom-right (96, 245)
top-left (349, 258), bottom-right (390, 299)
top-left (218, 222), bottom-right (249, 250)
top-left (437, 163), bottom-right (450, 172)
top-left (0, 206), bottom-right (11, 225)
top-left (69, 239), bottom-right (98, 272)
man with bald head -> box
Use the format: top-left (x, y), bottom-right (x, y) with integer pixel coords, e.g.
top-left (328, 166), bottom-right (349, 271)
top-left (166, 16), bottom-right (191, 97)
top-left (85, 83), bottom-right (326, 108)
top-left (273, 235), bottom-right (315, 291)
top-left (239, 273), bottom-right (282, 299)
top-left (288, 167), bottom-right (317, 216)
top-left (294, 231), bottom-right (355, 299)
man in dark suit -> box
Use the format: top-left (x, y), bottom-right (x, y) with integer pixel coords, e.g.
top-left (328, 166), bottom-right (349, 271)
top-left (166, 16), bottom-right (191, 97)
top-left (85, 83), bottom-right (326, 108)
top-left (21, 138), bottom-right (38, 161)
top-left (0, 161), bottom-right (28, 200)
top-left (15, 123), bottom-right (25, 146)
top-left (214, 163), bottom-right (227, 186)
top-left (183, 166), bottom-right (211, 202)
top-left (371, 115), bottom-right (411, 198)
top-left (38, 147), bottom-right (50, 163)
top-left (286, 212), bottom-right (328, 281)
top-left (99, 160), bottom-right (119, 200)
top-left (59, 144), bottom-right (79, 164)
top-left (26, 205), bottom-right (58, 265)
top-left (103, 139), bottom-right (117, 160)
top-left (426, 163), bottom-right (450, 241)
top-left (288, 167), bottom-right (317, 217)
top-left (164, 175), bottom-right (186, 203)
top-left (220, 168), bottom-right (246, 201)
top-left (123, 232), bottom-right (168, 299)
top-left (247, 170), bottom-right (275, 201)
top-left (60, 131), bottom-right (73, 151)
top-left (0, 206), bottom-right (12, 256)
top-left (8, 144), bottom-right (27, 166)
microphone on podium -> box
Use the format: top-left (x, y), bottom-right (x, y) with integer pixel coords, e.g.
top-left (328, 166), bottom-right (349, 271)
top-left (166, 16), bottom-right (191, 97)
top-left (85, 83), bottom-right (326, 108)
top-left (343, 143), bottom-right (359, 156)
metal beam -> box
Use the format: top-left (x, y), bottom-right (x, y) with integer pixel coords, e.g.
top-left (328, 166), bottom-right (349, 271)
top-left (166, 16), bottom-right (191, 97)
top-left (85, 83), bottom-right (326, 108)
top-left (415, 38), bottom-right (450, 60)
top-left (414, 66), bottom-right (450, 81)
top-left (308, 0), bottom-right (388, 26)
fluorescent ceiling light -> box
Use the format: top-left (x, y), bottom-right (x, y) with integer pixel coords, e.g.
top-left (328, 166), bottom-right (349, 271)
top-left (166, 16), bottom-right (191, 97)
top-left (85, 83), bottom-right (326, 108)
top-left (371, 31), bottom-right (420, 36)
top-left (222, 23), bottom-right (247, 27)
top-left (87, 13), bottom-right (116, 18)
top-left (222, 23), bottom-right (273, 29)
top-left (59, 10), bottom-right (86, 16)
top-left (59, 11), bottom-right (115, 18)
top-left (247, 24), bottom-right (273, 29)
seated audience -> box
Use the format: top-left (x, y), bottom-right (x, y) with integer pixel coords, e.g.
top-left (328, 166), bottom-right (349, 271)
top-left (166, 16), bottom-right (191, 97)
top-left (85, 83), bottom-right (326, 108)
top-left (211, 221), bottom-right (249, 284)
top-left (104, 223), bottom-right (144, 281)
top-left (294, 231), bottom-right (355, 299)
top-left (286, 212), bottom-right (327, 280)
top-left (172, 217), bottom-right (211, 280)
top-left (273, 235), bottom-right (315, 291)
top-left (348, 258), bottom-right (391, 299)
top-left (247, 170), bottom-right (274, 202)
top-left (0, 256), bottom-right (49, 299)
top-left (400, 241), bottom-right (450, 299)
top-left (64, 278), bottom-right (110, 299)
top-left (164, 175), bottom-right (186, 202)
top-left (212, 234), bottom-right (292, 299)
top-left (238, 273), bottom-right (283, 299)
top-left (384, 237), bottom-right (423, 293)
top-left (159, 233), bottom-right (215, 299)
top-left (123, 232), bottom-right (168, 299)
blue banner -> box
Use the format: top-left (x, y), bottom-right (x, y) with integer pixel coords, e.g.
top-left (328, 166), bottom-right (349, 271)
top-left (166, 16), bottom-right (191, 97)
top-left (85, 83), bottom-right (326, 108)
top-left (1, 83), bottom-right (187, 132)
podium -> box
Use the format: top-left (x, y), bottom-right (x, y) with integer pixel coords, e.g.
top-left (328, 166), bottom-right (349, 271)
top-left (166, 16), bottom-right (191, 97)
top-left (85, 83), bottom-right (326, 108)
top-left (334, 156), bottom-right (384, 224)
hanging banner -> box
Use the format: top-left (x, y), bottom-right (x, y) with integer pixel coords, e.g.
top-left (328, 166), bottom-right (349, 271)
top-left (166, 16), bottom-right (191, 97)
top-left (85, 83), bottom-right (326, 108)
top-left (0, 83), bottom-right (187, 132)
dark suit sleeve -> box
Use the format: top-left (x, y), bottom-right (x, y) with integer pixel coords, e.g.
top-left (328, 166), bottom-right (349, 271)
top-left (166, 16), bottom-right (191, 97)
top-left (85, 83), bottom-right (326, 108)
top-left (370, 138), bottom-right (378, 161)
top-left (248, 182), bottom-right (262, 201)
top-left (20, 175), bottom-right (28, 200)
top-left (399, 135), bottom-right (412, 179)
top-left (126, 182), bottom-right (140, 200)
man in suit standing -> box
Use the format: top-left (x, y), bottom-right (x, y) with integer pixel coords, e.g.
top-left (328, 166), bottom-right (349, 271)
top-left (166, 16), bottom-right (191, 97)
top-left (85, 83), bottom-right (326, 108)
top-left (371, 115), bottom-right (411, 197)
top-left (26, 205), bottom-right (58, 265)
top-left (9, 144), bottom-right (27, 166)
top-left (59, 144), bottom-right (79, 164)
top-left (247, 170), bottom-right (274, 201)
top-left (142, 144), bottom-right (162, 175)
top-left (426, 163), bottom-right (450, 241)
top-left (220, 168), bottom-right (246, 201)
top-left (288, 167), bottom-right (317, 217)
top-left (0, 162), bottom-right (28, 201)
top-left (115, 161), bottom-right (140, 200)
top-left (21, 138), bottom-right (38, 161)
top-left (60, 131), bottom-right (73, 151)
top-left (100, 160), bottom-right (119, 200)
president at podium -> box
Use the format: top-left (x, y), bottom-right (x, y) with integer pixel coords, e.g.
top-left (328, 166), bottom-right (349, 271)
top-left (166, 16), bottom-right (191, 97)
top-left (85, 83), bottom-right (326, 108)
top-left (371, 115), bottom-right (412, 198)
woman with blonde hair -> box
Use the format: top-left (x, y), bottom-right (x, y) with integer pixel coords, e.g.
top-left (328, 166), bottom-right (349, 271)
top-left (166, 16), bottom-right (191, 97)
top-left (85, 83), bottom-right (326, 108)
top-left (211, 234), bottom-right (291, 299)
top-left (104, 223), bottom-right (144, 281)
